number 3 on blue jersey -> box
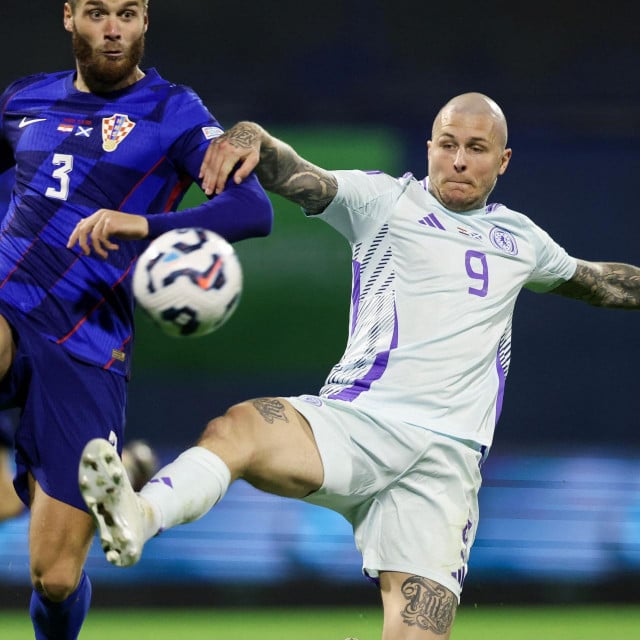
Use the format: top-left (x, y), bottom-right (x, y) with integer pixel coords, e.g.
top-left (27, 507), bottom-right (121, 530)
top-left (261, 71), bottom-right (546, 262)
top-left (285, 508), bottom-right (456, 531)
top-left (45, 153), bottom-right (73, 200)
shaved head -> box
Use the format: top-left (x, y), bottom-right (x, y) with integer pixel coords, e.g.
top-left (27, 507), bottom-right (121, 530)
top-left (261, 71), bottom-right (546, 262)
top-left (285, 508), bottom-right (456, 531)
top-left (433, 92), bottom-right (508, 149)
top-left (427, 92), bottom-right (512, 211)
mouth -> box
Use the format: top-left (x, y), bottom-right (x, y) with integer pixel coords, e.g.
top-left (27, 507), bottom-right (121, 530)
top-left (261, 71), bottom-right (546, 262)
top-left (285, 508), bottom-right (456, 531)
top-left (101, 50), bottom-right (124, 59)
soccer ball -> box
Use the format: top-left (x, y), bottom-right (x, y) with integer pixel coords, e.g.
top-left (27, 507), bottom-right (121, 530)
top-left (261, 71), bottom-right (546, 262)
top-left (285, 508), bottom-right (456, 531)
top-left (133, 227), bottom-right (243, 338)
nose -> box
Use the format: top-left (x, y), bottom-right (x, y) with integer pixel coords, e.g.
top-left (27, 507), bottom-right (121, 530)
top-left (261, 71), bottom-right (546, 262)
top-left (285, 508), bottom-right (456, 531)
top-left (104, 17), bottom-right (121, 38)
top-left (453, 148), bottom-right (467, 172)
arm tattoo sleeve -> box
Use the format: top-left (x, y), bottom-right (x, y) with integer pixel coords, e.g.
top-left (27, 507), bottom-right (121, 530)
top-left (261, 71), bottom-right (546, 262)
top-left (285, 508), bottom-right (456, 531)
top-left (551, 260), bottom-right (640, 309)
top-left (256, 140), bottom-right (338, 214)
top-left (223, 121), bottom-right (337, 212)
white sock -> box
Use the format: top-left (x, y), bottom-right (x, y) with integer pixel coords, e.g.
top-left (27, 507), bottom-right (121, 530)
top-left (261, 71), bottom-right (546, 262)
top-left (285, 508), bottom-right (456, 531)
top-left (138, 446), bottom-right (231, 541)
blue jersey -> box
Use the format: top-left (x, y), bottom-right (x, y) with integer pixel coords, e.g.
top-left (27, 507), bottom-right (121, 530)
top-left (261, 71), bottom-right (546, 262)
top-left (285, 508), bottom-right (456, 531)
top-left (0, 68), bottom-right (272, 377)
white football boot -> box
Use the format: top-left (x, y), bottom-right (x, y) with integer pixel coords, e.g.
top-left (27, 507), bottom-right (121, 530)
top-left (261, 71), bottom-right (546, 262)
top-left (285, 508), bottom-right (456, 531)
top-left (79, 438), bottom-right (146, 567)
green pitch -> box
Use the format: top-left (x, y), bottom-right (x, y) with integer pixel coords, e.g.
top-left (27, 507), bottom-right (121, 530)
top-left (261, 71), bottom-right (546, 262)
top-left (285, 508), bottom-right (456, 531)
top-left (1, 605), bottom-right (639, 639)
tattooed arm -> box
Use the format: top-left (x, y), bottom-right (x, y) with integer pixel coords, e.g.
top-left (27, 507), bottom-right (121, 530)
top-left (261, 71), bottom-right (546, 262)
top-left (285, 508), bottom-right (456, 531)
top-left (550, 259), bottom-right (640, 308)
top-left (200, 121), bottom-right (338, 214)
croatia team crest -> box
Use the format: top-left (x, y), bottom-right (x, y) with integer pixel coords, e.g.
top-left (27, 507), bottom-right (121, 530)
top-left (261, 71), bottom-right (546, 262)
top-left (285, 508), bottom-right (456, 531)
top-left (102, 113), bottom-right (136, 152)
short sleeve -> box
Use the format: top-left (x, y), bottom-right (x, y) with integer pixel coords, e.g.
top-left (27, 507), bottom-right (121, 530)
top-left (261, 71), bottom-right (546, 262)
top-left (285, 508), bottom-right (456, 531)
top-left (313, 170), bottom-right (409, 243)
top-left (524, 222), bottom-right (577, 292)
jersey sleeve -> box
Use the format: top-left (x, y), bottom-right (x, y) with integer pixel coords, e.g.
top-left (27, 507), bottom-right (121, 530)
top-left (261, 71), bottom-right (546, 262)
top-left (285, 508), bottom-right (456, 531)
top-left (314, 170), bottom-right (410, 243)
top-left (162, 86), bottom-right (223, 182)
top-left (523, 220), bottom-right (577, 292)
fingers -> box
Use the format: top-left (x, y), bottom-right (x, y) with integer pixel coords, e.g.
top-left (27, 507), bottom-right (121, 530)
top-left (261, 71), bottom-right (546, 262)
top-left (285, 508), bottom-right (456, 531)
top-left (66, 209), bottom-right (123, 259)
top-left (199, 137), bottom-right (259, 197)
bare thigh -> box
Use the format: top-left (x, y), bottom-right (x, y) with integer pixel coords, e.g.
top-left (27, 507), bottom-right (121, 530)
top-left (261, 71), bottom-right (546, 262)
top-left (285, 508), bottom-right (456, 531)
top-left (29, 477), bottom-right (95, 600)
top-left (380, 571), bottom-right (458, 640)
top-left (198, 397), bottom-right (324, 498)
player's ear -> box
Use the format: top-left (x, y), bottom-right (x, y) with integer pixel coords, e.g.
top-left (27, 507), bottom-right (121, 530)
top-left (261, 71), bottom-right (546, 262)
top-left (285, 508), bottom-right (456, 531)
top-left (498, 148), bottom-right (512, 176)
top-left (63, 3), bottom-right (74, 33)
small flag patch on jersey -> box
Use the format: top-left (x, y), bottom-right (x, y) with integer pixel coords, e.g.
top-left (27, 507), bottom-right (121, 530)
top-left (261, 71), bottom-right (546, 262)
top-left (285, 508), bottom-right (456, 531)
top-left (57, 123), bottom-right (74, 133)
top-left (102, 114), bottom-right (136, 152)
top-left (202, 126), bottom-right (223, 140)
top-left (457, 226), bottom-right (483, 240)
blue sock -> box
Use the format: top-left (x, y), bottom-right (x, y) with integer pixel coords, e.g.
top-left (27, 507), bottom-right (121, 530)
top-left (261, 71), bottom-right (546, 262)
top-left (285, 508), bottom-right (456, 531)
top-left (30, 571), bottom-right (92, 640)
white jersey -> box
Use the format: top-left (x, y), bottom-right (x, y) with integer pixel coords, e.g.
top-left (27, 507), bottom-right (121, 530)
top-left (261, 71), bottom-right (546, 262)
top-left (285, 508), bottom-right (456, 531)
top-left (313, 170), bottom-right (577, 447)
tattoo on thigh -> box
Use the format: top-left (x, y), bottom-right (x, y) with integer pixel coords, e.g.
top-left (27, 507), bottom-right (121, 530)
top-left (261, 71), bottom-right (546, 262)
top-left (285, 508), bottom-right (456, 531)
top-left (400, 575), bottom-right (456, 635)
top-left (252, 398), bottom-right (289, 424)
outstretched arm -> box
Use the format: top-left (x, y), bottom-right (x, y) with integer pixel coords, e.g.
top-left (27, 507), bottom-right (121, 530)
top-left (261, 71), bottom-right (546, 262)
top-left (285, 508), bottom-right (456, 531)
top-left (550, 259), bottom-right (640, 308)
top-left (200, 121), bottom-right (338, 214)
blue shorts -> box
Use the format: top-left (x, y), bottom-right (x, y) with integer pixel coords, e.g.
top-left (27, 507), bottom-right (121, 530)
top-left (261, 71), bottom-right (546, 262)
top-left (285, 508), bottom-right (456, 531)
top-left (0, 310), bottom-right (127, 511)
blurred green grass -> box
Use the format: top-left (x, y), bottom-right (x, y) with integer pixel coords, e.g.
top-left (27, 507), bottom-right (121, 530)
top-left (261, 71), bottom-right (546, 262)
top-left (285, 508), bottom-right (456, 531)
top-left (2, 605), bottom-right (640, 639)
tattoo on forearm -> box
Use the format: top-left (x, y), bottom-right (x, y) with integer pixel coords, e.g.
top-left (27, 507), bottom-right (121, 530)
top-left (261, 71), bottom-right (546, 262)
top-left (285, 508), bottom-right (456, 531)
top-left (400, 576), bottom-right (456, 635)
top-left (553, 261), bottom-right (640, 308)
top-left (252, 398), bottom-right (289, 424)
top-left (257, 142), bottom-right (338, 213)
top-left (222, 121), bottom-right (337, 212)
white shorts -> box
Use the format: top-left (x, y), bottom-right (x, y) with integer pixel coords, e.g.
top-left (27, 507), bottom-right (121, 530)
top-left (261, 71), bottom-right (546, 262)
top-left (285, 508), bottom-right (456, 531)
top-left (287, 395), bottom-right (483, 601)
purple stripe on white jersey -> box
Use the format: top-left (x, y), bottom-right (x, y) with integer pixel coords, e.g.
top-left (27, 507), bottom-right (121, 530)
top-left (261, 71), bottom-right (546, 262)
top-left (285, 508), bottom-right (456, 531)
top-left (328, 302), bottom-right (399, 402)
top-left (494, 320), bottom-right (512, 423)
top-left (350, 260), bottom-right (361, 336)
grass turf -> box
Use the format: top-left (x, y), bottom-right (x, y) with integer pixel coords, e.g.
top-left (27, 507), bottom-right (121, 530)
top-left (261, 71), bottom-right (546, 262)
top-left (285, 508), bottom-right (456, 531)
top-left (1, 605), bottom-right (639, 639)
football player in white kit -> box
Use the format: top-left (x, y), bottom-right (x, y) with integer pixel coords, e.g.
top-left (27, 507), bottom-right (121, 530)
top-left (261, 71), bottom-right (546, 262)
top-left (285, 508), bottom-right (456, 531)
top-left (78, 93), bottom-right (640, 639)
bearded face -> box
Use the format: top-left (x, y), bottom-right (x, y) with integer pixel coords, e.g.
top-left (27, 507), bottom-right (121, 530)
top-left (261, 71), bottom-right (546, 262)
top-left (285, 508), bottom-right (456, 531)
top-left (71, 27), bottom-right (145, 93)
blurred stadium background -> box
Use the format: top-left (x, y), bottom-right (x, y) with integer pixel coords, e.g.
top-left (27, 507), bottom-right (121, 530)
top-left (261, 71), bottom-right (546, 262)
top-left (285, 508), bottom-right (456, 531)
top-left (1, 0), bottom-right (639, 633)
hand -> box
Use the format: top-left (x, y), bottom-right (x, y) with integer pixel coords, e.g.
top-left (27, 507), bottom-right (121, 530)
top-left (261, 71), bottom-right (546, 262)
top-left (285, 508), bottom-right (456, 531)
top-left (199, 122), bottom-right (262, 196)
top-left (67, 209), bottom-right (149, 259)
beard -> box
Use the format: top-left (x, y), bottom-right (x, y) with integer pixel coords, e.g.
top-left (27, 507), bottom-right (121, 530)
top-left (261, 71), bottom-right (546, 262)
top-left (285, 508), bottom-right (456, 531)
top-left (72, 28), bottom-right (145, 93)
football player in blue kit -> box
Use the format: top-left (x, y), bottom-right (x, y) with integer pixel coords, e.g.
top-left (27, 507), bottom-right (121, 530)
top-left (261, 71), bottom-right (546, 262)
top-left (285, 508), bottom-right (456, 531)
top-left (0, 1), bottom-right (272, 638)
top-left (80, 93), bottom-right (640, 640)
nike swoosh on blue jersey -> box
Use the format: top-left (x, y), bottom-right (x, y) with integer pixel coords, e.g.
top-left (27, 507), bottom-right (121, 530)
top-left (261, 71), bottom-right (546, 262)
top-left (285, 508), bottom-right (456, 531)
top-left (19, 117), bottom-right (47, 128)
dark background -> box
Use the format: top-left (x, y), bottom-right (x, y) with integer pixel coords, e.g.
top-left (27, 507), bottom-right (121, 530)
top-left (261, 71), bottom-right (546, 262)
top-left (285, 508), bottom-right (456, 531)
top-left (0, 1), bottom-right (638, 446)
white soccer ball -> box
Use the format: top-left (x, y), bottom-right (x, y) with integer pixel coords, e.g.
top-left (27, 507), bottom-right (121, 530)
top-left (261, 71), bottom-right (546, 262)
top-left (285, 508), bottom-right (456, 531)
top-left (133, 227), bottom-right (243, 338)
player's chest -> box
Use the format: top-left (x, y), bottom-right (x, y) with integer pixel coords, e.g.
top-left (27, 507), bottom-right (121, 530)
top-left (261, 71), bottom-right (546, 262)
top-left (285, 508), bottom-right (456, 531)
top-left (389, 202), bottom-right (534, 296)
top-left (7, 104), bottom-right (159, 161)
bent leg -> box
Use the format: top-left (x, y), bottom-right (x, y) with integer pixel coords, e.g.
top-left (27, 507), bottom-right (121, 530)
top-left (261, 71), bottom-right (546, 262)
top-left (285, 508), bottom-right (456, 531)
top-left (380, 571), bottom-right (457, 640)
top-left (29, 479), bottom-right (95, 638)
top-left (143, 397), bottom-right (325, 528)
top-left (200, 397), bottom-right (324, 496)
top-left (80, 397), bottom-right (325, 567)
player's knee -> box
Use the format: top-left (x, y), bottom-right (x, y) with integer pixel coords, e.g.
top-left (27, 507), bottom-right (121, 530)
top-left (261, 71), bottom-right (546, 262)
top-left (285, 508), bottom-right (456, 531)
top-left (199, 402), bottom-right (253, 446)
top-left (31, 567), bottom-right (80, 602)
